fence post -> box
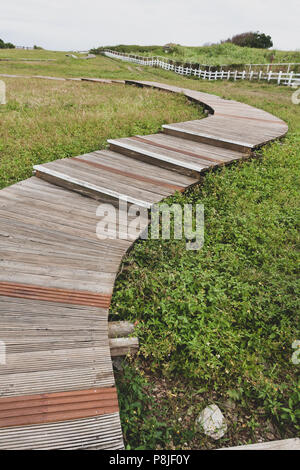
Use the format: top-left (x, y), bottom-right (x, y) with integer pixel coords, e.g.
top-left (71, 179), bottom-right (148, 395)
top-left (268, 71), bottom-right (272, 82)
top-left (288, 71), bottom-right (294, 86)
top-left (0, 80), bottom-right (6, 105)
top-left (234, 70), bottom-right (237, 81)
top-left (277, 71), bottom-right (282, 85)
top-left (259, 70), bottom-right (262, 81)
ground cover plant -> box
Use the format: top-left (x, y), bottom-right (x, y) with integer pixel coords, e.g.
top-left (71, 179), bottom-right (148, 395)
top-left (109, 64), bottom-right (300, 450)
top-left (0, 52), bottom-right (299, 449)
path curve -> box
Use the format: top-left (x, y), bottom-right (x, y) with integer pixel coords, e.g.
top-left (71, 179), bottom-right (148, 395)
top-left (0, 79), bottom-right (288, 449)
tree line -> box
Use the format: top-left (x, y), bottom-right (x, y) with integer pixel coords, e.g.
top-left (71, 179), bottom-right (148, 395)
top-left (0, 38), bottom-right (15, 49)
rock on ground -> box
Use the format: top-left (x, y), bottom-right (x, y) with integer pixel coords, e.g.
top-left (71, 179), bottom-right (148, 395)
top-left (196, 404), bottom-right (227, 440)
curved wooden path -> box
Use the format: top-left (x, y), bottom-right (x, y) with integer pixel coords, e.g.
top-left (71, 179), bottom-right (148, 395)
top-left (0, 79), bottom-right (288, 449)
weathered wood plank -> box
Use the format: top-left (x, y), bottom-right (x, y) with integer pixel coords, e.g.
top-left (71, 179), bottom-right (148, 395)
top-left (108, 321), bottom-right (135, 338)
top-left (220, 438), bottom-right (300, 450)
top-left (109, 337), bottom-right (139, 357)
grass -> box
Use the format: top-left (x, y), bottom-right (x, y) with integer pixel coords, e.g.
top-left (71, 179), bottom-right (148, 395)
top-left (0, 48), bottom-right (190, 80)
top-left (0, 53), bottom-right (299, 449)
top-left (113, 130), bottom-right (300, 448)
top-left (0, 77), bottom-right (200, 188)
top-left (103, 43), bottom-right (300, 69)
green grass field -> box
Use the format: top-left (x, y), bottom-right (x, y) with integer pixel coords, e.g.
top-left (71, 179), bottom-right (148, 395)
top-left (0, 48), bottom-right (192, 79)
top-left (0, 52), bottom-right (299, 449)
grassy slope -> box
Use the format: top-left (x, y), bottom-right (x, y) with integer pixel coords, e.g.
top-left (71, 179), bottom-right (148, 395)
top-left (104, 43), bottom-right (300, 67)
top-left (0, 54), bottom-right (299, 449)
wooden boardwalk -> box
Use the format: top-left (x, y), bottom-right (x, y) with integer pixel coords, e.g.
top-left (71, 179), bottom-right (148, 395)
top-left (0, 79), bottom-right (288, 449)
top-left (220, 437), bottom-right (300, 450)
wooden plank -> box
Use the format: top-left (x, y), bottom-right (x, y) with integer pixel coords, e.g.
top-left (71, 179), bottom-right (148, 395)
top-left (34, 165), bottom-right (154, 208)
top-left (53, 157), bottom-right (179, 198)
top-left (0, 414), bottom-right (124, 450)
top-left (87, 150), bottom-right (196, 186)
top-left (0, 387), bottom-right (119, 428)
top-left (220, 438), bottom-right (300, 450)
top-left (108, 139), bottom-right (206, 176)
top-left (0, 281), bottom-right (111, 307)
top-left (162, 122), bottom-right (253, 152)
top-left (72, 156), bottom-right (185, 192)
top-left (108, 321), bottom-right (135, 338)
top-left (139, 133), bottom-right (246, 160)
top-left (131, 135), bottom-right (237, 163)
top-left (109, 337), bottom-right (139, 357)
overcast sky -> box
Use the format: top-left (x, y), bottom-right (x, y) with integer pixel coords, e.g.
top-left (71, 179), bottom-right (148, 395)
top-left (1, 0), bottom-right (299, 51)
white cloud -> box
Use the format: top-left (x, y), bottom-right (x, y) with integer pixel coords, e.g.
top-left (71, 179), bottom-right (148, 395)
top-left (1, 0), bottom-right (299, 50)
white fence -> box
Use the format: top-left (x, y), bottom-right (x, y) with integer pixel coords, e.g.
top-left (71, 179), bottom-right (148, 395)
top-left (104, 50), bottom-right (300, 86)
top-left (15, 46), bottom-right (34, 50)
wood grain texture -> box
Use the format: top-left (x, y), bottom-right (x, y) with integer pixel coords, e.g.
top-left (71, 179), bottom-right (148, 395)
top-left (0, 387), bottom-right (119, 427)
top-left (220, 438), bottom-right (300, 450)
top-left (0, 413), bottom-right (124, 450)
top-left (0, 282), bottom-right (111, 307)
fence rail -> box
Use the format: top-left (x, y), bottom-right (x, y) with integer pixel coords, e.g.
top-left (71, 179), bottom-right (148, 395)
top-left (104, 50), bottom-right (300, 86)
top-left (15, 46), bottom-right (34, 50)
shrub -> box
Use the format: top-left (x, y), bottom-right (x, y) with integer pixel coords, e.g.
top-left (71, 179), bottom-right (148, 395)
top-left (224, 31), bottom-right (273, 49)
top-left (0, 38), bottom-right (15, 49)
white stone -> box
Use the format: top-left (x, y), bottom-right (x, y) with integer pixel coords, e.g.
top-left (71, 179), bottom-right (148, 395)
top-left (196, 404), bottom-right (227, 440)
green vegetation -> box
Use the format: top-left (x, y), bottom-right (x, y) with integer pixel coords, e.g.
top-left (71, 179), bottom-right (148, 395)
top-left (0, 38), bottom-right (15, 49)
top-left (90, 44), bottom-right (165, 55)
top-left (111, 78), bottom-right (300, 449)
top-left (224, 31), bottom-right (273, 49)
top-left (0, 53), bottom-right (299, 449)
top-left (102, 43), bottom-right (300, 69)
top-left (0, 48), bottom-right (189, 79)
top-left (113, 129), bottom-right (300, 448)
